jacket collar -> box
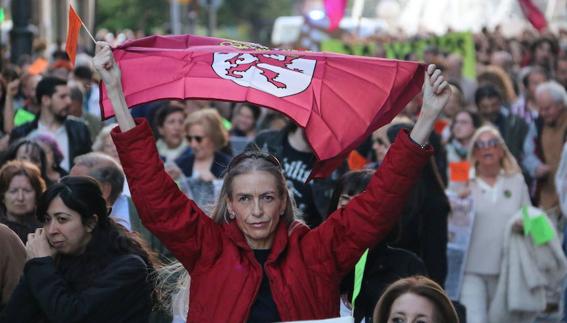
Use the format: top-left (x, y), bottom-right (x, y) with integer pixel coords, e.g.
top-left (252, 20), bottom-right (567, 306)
top-left (223, 218), bottom-right (291, 262)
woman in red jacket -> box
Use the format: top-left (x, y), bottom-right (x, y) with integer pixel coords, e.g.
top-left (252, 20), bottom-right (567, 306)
top-left (94, 42), bottom-right (450, 323)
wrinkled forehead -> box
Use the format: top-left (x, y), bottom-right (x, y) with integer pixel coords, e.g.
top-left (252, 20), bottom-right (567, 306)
top-left (229, 170), bottom-right (282, 195)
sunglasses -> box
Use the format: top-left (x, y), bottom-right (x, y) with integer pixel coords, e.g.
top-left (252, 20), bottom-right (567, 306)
top-left (474, 138), bottom-right (499, 149)
top-left (186, 135), bottom-right (204, 143)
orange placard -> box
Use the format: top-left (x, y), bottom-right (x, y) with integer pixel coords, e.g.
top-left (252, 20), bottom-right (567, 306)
top-left (347, 150), bottom-right (367, 170)
top-left (434, 118), bottom-right (449, 135)
top-left (449, 161), bottom-right (470, 182)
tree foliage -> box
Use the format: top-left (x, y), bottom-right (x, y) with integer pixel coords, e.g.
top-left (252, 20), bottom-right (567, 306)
top-left (96, 0), bottom-right (169, 34)
top-left (215, 0), bottom-right (295, 44)
top-left (95, 0), bottom-right (295, 43)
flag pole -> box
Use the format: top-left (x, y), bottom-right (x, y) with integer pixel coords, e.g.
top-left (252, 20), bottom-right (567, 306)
top-left (79, 18), bottom-right (96, 44)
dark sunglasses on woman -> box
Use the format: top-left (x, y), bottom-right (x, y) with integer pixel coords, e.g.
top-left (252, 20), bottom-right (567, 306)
top-left (186, 135), bottom-right (204, 143)
top-left (474, 138), bottom-right (499, 149)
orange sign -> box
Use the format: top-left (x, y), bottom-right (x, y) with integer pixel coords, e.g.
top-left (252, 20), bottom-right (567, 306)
top-left (347, 150), bottom-right (367, 171)
top-left (434, 118), bottom-right (449, 135)
top-left (449, 161), bottom-right (470, 182)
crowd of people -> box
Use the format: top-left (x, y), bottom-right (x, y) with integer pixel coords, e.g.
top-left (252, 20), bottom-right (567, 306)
top-left (0, 24), bottom-right (565, 323)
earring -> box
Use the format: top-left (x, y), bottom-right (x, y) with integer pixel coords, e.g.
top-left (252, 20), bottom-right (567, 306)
top-left (229, 212), bottom-right (235, 220)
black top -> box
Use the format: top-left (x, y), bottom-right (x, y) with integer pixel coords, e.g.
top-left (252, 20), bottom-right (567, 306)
top-left (174, 149), bottom-right (232, 179)
top-left (0, 254), bottom-right (152, 323)
top-left (0, 216), bottom-right (40, 244)
top-left (280, 136), bottom-right (321, 228)
top-left (341, 245), bottom-right (427, 323)
top-left (248, 250), bottom-right (280, 323)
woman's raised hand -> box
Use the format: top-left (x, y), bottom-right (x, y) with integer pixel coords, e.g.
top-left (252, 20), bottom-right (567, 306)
top-left (410, 64), bottom-right (452, 145)
top-left (93, 41), bottom-right (122, 89)
top-left (421, 64), bottom-right (451, 117)
top-left (93, 41), bottom-right (136, 131)
top-left (26, 228), bottom-right (56, 260)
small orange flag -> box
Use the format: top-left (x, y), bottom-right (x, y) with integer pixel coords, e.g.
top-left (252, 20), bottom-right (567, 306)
top-left (449, 161), bottom-right (470, 183)
top-left (65, 5), bottom-right (82, 65)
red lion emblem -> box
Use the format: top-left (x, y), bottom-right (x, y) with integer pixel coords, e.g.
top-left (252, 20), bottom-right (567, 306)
top-left (225, 54), bottom-right (305, 89)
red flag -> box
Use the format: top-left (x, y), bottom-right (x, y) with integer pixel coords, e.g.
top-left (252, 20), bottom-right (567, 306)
top-left (518, 0), bottom-right (548, 32)
top-left (99, 35), bottom-right (425, 178)
top-left (324, 0), bottom-right (347, 31)
top-left (65, 5), bottom-right (82, 65)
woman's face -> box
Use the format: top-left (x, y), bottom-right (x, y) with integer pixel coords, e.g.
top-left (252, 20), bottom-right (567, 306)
top-left (372, 136), bottom-right (390, 164)
top-left (43, 196), bottom-right (93, 256)
top-left (227, 170), bottom-right (286, 250)
top-left (473, 131), bottom-right (504, 169)
top-left (388, 292), bottom-right (436, 323)
top-left (233, 106), bottom-right (256, 134)
top-left (187, 124), bottom-right (215, 160)
top-left (443, 92), bottom-right (461, 119)
top-left (4, 175), bottom-right (36, 219)
top-left (16, 144), bottom-right (42, 168)
top-left (159, 111), bottom-right (185, 148)
top-left (452, 112), bottom-right (475, 141)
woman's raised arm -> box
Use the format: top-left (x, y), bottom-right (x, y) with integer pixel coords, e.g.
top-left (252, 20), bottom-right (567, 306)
top-left (93, 42), bottom-right (136, 131)
top-left (302, 64), bottom-right (451, 279)
top-left (91, 42), bottom-right (222, 272)
top-left (410, 64), bottom-right (451, 145)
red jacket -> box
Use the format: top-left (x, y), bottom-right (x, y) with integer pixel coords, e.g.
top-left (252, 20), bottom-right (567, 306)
top-left (112, 119), bottom-right (432, 323)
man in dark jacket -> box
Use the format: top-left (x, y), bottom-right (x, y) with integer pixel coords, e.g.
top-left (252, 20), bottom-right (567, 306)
top-left (9, 77), bottom-right (92, 171)
top-left (475, 84), bottom-right (529, 164)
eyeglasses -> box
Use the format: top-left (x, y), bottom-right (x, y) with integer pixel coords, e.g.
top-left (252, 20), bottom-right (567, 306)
top-left (186, 135), bottom-right (204, 143)
top-left (474, 138), bottom-right (500, 149)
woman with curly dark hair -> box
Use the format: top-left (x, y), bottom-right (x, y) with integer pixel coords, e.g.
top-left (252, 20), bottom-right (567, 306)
top-left (0, 176), bottom-right (158, 322)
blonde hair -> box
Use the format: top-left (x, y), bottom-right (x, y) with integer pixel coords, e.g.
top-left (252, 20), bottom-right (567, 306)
top-left (467, 125), bottom-right (521, 175)
top-left (155, 261), bottom-right (190, 319)
top-left (92, 123), bottom-right (117, 152)
top-left (184, 109), bottom-right (228, 150)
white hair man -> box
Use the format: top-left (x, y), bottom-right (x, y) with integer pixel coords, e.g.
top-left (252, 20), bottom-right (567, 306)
top-left (70, 152), bottom-right (131, 230)
top-left (523, 81), bottom-right (567, 213)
